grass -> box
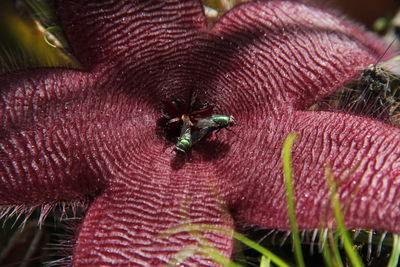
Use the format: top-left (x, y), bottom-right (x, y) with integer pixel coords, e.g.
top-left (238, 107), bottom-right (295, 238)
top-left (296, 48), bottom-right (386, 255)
top-left (388, 234), bottom-right (400, 267)
top-left (281, 132), bottom-right (305, 267)
top-left (325, 165), bottom-right (363, 267)
top-left (161, 132), bottom-right (400, 266)
top-left (162, 224), bottom-right (290, 267)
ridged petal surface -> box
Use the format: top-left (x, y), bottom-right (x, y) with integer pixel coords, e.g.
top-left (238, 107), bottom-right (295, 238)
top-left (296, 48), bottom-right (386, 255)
top-left (74, 163), bottom-right (233, 265)
top-left (188, 1), bottom-right (387, 117)
top-left (216, 111), bottom-right (400, 234)
top-left (58, 0), bottom-right (206, 69)
top-left (0, 0), bottom-right (399, 266)
top-left (0, 69), bottom-right (105, 205)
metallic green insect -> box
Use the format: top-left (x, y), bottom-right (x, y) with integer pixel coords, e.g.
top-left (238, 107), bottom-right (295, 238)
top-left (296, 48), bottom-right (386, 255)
top-left (192, 115), bottom-right (237, 145)
top-left (196, 115), bottom-right (237, 131)
top-left (175, 114), bottom-right (193, 153)
top-left (175, 114), bottom-right (237, 153)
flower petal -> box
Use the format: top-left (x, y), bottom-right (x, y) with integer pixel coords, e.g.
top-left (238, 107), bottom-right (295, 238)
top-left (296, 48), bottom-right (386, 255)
top-left (212, 111), bottom-right (400, 234)
top-left (73, 168), bottom-right (234, 265)
top-left (188, 0), bottom-right (389, 117)
top-left (0, 69), bottom-right (104, 205)
top-left (56, 0), bottom-right (206, 69)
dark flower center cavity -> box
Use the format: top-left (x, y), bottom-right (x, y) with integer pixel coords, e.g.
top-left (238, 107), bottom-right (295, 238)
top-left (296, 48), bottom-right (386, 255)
top-left (158, 94), bottom-right (237, 155)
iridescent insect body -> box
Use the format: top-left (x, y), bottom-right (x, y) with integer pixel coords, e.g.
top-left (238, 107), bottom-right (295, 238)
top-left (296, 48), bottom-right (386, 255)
top-left (162, 96), bottom-right (237, 153)
top-left (313, 36), bottom-right (400, 127)
top-left (163, 96), bottom-right (213, 153)
top-left (175, 114), bottom-right (193, 153)
top-left (195, 115), bottom-right (237, 132)
top-left (192, 115), bottom-right (237, 145)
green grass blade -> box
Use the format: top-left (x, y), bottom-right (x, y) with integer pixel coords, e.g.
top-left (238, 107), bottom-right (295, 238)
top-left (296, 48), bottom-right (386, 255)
top-left (281, 132), bottom-right (305, 267)
top-left (331, 231), bottom-right (344, 267)
top-left (260, 255), bottom-right (271, 267)
top-left (162, 224), bottom-right (290, 267)
top-left (321, 237), bottom-right (335, 267)
top-left (169, 244), bottom-right (242, 267)
top-left (387, 234), bottom-right (400, 267)
top-left (325, 167), bottom-right (363, 267)
top-left (43, 26), bottom-right (62, 48)
top-left (232, 232), bottom-right (290, 267)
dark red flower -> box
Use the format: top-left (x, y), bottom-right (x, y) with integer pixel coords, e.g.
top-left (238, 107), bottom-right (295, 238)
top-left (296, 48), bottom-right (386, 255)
top-left (0, 0), bottom-right (399, 265)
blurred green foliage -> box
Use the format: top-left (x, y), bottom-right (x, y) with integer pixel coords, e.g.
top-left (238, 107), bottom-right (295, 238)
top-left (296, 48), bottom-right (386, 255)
top-left (0, 0), bottom-right (78, 74)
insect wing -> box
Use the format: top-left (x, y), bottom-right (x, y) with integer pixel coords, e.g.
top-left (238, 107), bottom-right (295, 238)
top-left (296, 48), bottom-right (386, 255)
top-left (194, 117), bottom-right (217, 129)
top-left (179, 115), bottom-right (192, 136)
top-left (191, 127), bottom-right (212, 146)
top-left (175, 116), bottom-right (192, 153)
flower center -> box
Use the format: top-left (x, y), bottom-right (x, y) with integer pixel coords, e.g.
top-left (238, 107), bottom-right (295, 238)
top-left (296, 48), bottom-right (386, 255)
top-left (158, 97), bottom-right (237, 154)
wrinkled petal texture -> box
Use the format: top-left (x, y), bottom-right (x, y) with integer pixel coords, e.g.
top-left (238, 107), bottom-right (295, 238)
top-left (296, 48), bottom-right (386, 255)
top-left (0, 0), bottom-right (399, 265)
top-left (204, 1), bottom-right (400, 234)
top-left (0, 69), bottom-right (106, 205)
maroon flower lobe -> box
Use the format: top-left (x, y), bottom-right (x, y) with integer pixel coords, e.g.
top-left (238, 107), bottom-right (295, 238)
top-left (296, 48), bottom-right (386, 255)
top-left (0, 0), bottom-right (399, 265)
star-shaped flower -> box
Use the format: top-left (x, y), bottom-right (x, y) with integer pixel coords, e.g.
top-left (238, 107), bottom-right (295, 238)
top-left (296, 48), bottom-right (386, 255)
top-left (1, 0), bottom-right (399, 265)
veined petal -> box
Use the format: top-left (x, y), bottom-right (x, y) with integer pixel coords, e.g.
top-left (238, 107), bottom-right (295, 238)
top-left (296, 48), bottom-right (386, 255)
top-left (0, 69), bottom-right (105, 205)
top-left (214, 111), bottom-right (400, 234)
top-left (73, 166), bottom-right (234, 265)
top-left (189, 0), bottom-right (389, 118)
top-left (0, 68), bottom-right (157, 206)
top-left (56, 0), bottom-right (207, 69)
